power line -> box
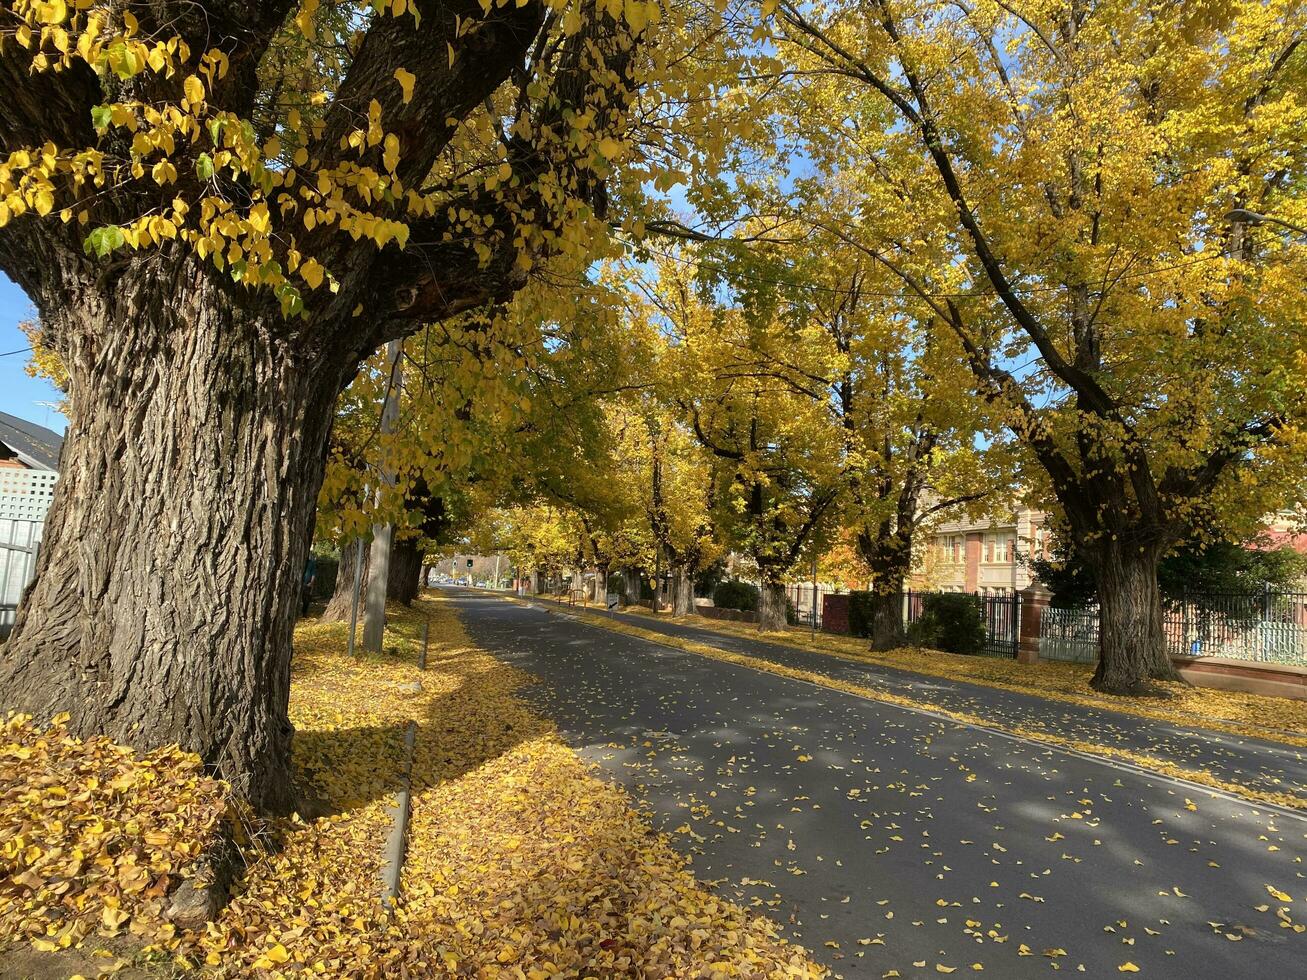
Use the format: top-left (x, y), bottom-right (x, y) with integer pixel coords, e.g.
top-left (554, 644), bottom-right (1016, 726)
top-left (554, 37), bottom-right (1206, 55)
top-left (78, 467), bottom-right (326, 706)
top-left (0, 346), bottom-right (33, 358)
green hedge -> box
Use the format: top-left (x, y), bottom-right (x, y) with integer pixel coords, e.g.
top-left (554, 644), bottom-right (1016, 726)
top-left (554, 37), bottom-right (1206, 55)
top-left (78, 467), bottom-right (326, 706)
top-left (713, 580), bottom-right (760, 612)
top-left (906, 593), bottom-right (986, 655)
top-left (847, 591), bottom-right (876, 638)
top-left (310, 556), bottom-right (339, 598)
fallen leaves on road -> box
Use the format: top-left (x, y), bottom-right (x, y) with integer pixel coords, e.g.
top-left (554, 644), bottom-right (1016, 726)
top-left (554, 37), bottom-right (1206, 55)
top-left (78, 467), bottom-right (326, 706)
top-left (553, 604), bottom-right (1307, 810)
top-left (629, 609), bottom-right (1307, 748)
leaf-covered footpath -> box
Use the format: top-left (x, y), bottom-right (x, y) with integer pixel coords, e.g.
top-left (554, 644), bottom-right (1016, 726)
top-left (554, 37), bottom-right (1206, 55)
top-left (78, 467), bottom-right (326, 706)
top-left (2, 595), bottom-right (825, 978)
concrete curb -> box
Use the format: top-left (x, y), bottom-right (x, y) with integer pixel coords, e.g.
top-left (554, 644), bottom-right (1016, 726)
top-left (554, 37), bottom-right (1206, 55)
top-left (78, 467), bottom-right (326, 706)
top-left (380, 719), bottom-right (417, 911)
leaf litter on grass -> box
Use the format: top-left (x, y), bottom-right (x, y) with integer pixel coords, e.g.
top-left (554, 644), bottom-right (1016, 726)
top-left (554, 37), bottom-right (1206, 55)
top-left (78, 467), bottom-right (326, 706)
top-left (3, 595), bottom-right (826, 979)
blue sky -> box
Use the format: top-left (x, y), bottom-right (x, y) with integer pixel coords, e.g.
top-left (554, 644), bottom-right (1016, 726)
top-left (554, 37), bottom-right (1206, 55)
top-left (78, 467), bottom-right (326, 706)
top-left (0, 272), bottom-right (65, 434)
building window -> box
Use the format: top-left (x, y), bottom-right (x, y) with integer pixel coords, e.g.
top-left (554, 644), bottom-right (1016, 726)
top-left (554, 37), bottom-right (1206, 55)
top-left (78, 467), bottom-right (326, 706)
top-left (1033, 524), bottom-right (1053, 559)
top-left (984, 533), bottom-right (1012, 563)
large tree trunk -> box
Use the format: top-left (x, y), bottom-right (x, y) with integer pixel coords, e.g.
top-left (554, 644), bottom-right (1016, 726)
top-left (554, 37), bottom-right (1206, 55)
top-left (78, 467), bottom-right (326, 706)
top-left (0, 269), bottom-right (346, 815)
top-left (322, 536), bottom-right (369, 623)
top-left (758, 577), bottom-right (788, 632)
top-left (388, 536), bottom-right (424, 605)
top-left (670, 563), bottom-right (696, 616)
top-left (1088, 541), bottom-right (1178, 693)
top-left (859, 522), bottom-right (913, 650)
top-left (867, 590), bottom-right (905, 650)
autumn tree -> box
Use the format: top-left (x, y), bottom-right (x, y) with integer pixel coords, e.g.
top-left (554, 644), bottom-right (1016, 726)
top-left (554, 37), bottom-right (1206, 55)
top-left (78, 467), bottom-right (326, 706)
top-left (0, 0), bottom-right (664, 813)
top-left (606, 398), bottom-right (723, 614)
top-left (648, 257), bottom-right (843, 630)
top-left (704, 218), bottom-right (1003, 647)
top-left (769, 0), bottom-right (1307, 692)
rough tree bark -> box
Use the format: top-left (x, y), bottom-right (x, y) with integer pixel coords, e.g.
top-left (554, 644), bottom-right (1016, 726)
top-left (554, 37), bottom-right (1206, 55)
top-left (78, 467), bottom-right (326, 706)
top-left (1087, 540), bottom-right (1176, 693)
top-left (322, 537), bottom-right (369, 623)
top-left (388, 537), bottom-right (424, 605)
top-left (758, 576), bottom-right (789, 632)
top-left (669, 564), bottom-right (696, 616)
top-left (0, 263), bottom-right (348, 814)
top-left (858, 525), bottom-right (912, 651)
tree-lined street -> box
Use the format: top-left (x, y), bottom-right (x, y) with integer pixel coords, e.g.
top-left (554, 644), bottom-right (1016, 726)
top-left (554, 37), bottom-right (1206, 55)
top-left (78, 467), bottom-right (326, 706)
top-left (460, 590), bottom-right (1307, 977)
top-left (2, 1), bottom-right (1305, 976)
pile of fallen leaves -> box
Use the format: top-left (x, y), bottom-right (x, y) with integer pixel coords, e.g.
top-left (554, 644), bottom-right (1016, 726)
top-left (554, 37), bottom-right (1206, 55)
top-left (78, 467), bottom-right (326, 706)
top-left (0, 712), bottom-right (228, 959)
top-left (211, 598), bottom-right (823, 978)
top-left (3, 597), bottom-right (825, 979)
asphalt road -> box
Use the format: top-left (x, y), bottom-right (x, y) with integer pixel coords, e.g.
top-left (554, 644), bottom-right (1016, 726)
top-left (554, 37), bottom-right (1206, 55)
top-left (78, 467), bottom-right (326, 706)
top-left (542, 599), bottom-right (1307, 806)
top-left (451, 589), bottom-right (1307, 979)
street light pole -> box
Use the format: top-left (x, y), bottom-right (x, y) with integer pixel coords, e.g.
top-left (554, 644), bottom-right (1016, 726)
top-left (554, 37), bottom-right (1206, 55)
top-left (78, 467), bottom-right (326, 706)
top-left (1223, 208), bottom-right (1307, 237)
top-left (652, 548), bottom-right (661, 614)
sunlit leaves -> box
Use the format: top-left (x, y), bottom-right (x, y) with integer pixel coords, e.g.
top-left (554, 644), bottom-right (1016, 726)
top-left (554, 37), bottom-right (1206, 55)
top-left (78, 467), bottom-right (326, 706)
top-left (0, 712), bottom-right (228, 955)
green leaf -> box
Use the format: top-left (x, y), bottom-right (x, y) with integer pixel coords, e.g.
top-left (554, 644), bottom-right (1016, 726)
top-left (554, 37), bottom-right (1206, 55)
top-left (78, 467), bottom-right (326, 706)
top-left (90, 105), bottom-right (112, 133)
top-left (106, 41), bottom-right (141, 80)
top-left (83, 225), bottom-right (125, 258)
top-left (195, 153), bottom-right (215, 181)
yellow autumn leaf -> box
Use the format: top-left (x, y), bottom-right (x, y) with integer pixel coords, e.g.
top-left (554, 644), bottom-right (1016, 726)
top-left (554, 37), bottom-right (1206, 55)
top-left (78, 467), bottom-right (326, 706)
top-left (300, 258), bottom-right (325, 289)
top-left (394, 67), bottom-right (415, 103)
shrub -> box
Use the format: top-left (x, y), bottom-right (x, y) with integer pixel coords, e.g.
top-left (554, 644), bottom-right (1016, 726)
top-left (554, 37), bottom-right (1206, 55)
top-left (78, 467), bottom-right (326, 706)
top-left (694, 560), bottom-right (728, 598)
top-left (311, 555), bottom-right (339, 598)
top-left (906, 593), bottom-right (988, 655)
top-left (847, 591), bottom-right (876, 638)
top-left (713, 580), bottom-right (760, 612)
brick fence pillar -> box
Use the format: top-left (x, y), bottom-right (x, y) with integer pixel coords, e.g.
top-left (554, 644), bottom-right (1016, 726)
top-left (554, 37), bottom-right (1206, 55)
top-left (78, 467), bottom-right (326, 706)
top-left (1017, 585), bottom-right (1050, 664)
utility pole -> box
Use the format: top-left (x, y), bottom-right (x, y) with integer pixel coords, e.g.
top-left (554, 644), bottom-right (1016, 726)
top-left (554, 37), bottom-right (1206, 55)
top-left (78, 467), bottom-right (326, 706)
top-left (347, 538), bottom-right (364, 658)
top-left (363, 339), bottom-right (402, 652)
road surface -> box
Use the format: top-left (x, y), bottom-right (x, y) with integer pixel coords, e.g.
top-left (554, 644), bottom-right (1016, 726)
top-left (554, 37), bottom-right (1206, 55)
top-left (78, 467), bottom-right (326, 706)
top-left (451, 590), bottom-right (1307, 979)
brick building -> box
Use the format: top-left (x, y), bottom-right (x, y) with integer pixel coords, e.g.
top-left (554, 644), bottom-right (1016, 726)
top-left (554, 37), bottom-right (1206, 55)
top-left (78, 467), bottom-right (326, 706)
top-left (912, 506), bottom-right (1053, 595)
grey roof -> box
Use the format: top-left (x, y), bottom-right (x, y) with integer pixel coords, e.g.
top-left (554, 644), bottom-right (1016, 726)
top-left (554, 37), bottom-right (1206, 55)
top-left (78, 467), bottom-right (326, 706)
top-left (0, 411), bottom-right (63, 470)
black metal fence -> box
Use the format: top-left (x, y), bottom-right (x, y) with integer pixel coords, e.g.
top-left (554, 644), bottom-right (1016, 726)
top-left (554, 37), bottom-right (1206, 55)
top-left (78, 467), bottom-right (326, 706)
top-left (904, 589), bottom-right (1020, 658)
